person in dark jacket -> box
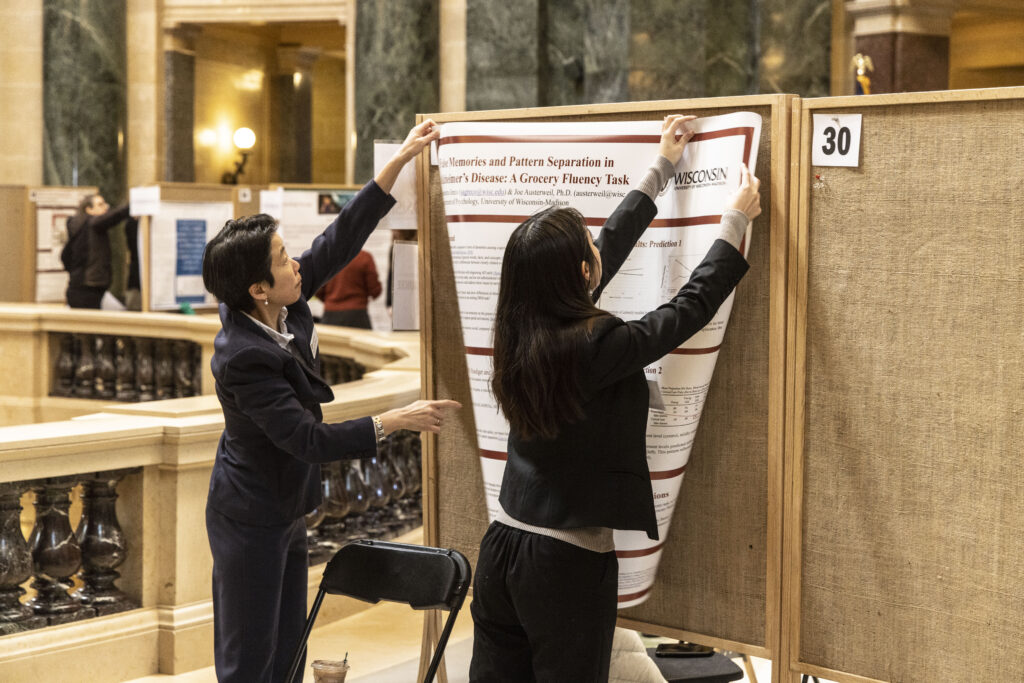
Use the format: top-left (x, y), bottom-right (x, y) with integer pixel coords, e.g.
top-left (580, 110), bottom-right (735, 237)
top-left (63, 194), bottom-right (130, 308)
top-left (200, 119), bottom-right (460, 683)
top-left (469, 115), bottom-right (762, 682)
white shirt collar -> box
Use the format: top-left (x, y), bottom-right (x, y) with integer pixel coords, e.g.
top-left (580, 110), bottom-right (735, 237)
top-left (243, 307), bottom-right (294, 350)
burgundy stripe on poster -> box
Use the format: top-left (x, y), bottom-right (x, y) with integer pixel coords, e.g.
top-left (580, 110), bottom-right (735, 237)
top-left (649, 465), bottom-right (687, 480)
top-left (479, 449), bottom-right (508, 461)
top-left (466, 347), bottom-right (494, 356)
top-left (668, 344), bottom-right (721, 356)
top-left (617, 588), bottom-right (653, 602)
top-left (616, 543), bottom-right (665, 559)
top-left (438, 134), bottom-right (662, 146)
top-left (447, 214), bottom-right (721, 229)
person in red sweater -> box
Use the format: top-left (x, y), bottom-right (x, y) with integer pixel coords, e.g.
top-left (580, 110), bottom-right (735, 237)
top-left (316, 249), bottom-right (382, 328)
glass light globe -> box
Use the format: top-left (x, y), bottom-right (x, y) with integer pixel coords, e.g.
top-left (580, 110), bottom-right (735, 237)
top-left (233, 127), bottom-right (256, 150)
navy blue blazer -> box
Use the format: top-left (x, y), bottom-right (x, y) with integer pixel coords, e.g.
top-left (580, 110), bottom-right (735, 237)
top-left (207, 181), bottom-right (396, 526)
top-left (499, 191), bottom-right (750, 540)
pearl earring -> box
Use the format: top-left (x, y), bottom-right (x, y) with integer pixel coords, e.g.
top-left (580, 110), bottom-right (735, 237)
top-left (263, 299), bottom-right (269, 306)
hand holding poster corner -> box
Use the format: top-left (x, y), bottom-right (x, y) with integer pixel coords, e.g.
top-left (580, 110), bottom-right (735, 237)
top-left (436, 112), bottom-right (761, 608)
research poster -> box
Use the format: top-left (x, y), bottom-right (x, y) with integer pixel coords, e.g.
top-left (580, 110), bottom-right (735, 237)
top-left (147, 201), bottom-right (234, 310)
top-left (436, 113), bottom-right (761, 607)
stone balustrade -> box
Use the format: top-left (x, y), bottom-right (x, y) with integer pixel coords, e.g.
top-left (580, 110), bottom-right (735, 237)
top-left (0, 304), bottom-right (422, 681)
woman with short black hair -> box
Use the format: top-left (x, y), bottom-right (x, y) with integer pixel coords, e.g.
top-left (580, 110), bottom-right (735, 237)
top-left (201, 119), bottom-right (460, 683)
top-left (470, 114), bottom-right (762, 682)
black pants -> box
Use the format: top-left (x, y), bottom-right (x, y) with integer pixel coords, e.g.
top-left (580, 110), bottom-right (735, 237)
top-left (206, 506), bottom-right (309, 683)
top-left (66, 285), bottom-right (105, 309)
top-left (469, 522), bottom-right (618, 683)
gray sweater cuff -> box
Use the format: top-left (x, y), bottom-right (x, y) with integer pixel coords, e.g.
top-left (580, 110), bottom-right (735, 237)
top-left (718, 209), bottom-right (749, 250)
top-left (634, 155), bottom-right (677, 201)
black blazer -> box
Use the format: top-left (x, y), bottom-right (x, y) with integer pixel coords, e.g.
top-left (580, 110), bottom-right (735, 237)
top-left (207, 181), bottom-right (396, 526)
top-left (499, 191), bottom-right (750, 540)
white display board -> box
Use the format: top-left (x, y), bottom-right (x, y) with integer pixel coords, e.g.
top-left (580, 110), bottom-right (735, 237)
top-left (145, 201), bottom-right (234, 310)
top-left (30, 187), bottom-right (93, 303)
top-left (436, 113), bottom-right (761, 608)
top-left (273, 188), bottom-right (392, 332)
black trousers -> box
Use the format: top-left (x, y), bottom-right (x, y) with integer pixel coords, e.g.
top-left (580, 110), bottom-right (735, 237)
top-left (206, 505), bottom-right (309, 683)
top-left (469, 522), bottom-right (618, 683)
top-left (321, 309), bottom-right (372, 329)
top-left (66, 285), bottom-right (105, 309)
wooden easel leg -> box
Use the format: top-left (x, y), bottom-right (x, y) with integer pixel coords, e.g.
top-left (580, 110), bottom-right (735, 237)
top-left (741, 653), bottom-right (759, 683)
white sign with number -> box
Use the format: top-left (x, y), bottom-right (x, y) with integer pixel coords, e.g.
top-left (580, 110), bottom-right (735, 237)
top-left (812, 113), bottom-right (862, 167)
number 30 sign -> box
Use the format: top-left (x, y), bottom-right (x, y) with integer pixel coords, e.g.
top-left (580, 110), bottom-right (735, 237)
top-left (812, 113), bottom-right (862, 167)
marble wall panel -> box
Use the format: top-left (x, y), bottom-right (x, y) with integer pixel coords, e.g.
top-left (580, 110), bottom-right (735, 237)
top-left (541, 0), bottom-right (585, 107)
top-left (355, 0), bottom-right (439, 182)
top-left (164, 50), bottom-right (195, 182)
top-left (271, 73), bottom-right (313, 183)
top-left (759, 0), bottom-right (831, 97)
top-left (581, 0), bottom-right (629, 104)
top-left (43, 0), bottom-right (127, 202)
top-left (703, 0), bottom-right (758, 97)
top-left (629, 0), bottom-right (706, 101)
top-left (465, 0), bottom-right (539, 111)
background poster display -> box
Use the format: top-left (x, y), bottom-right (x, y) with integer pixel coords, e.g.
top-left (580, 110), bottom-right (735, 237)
top-left (31, 187), bottom-right (93, 303)
top-left (147, 202), bottom-right (233, 310)
top-left (274, 188), bottom-right (393, 332)
top-left (436, 113), bottom-right (760, 607)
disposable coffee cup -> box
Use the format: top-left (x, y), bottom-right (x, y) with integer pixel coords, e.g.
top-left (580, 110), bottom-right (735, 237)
top-left (311, 658), bottom-right (349, 683)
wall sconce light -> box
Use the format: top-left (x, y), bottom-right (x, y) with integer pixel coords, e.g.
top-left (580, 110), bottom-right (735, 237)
top-left (222, 127), bottom-right (256, 184)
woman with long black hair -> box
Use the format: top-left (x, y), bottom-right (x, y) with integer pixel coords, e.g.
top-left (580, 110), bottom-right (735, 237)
top-left (469, 114), bottom-right (762, 682)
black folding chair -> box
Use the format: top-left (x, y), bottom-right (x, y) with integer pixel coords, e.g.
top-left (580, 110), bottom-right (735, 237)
top-left (286, 539), bottom-right (472, 683)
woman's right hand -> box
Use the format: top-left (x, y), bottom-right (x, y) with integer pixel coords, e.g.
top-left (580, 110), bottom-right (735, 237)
top-left (725, 164), bottom-right (762, 220)
top-left (379, 399), bottom-right (462, 435)
top-left (658, 114), bottom-right (697, 166)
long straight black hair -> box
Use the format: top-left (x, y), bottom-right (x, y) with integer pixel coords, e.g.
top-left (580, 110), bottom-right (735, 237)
top-left (491, 206), bottom-right (607, 441)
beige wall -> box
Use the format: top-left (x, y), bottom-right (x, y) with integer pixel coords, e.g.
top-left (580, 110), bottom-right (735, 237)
top-left (193, 25), bottom-right (274, 185)
top-left (0, 1), bottom-right (43, 185)
top-left (312, 54), bottom-right (348, 183)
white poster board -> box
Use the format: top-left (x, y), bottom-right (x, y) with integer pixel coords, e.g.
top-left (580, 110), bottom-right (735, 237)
top-left (31, 187), bottom-right (93, 303)
top-left (436, 113), bottom-right (761, 607)
top-left (145, 201), bottom-right (234, 310)
top-left (391, 241), bottom-right (419, 331)
top-left (276, 188), bottom-right (392, 332)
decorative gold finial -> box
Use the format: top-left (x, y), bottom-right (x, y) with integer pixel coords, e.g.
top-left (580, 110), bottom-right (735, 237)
top-left (851, 53), bottom-right (874, 95)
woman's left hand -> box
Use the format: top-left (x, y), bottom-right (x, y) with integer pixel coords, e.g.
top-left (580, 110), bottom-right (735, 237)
top-left (659, 114), bottom-right (697, 166)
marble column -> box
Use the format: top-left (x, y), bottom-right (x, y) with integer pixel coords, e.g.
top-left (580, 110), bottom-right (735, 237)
top-left (272, 47), bottom-right (318, 184)
top-left (43, 0), bottom-right (127, 201)
top-left (846, 0), bottom-right (955, 94)
top-left (354, 0), bottom-right (439, 183)
top-left (163, 26), bottom-right (198, 183)
top-left (465, 0), bottom-right (538, 111)
top-left (759, 0), bottom-right (832, 96)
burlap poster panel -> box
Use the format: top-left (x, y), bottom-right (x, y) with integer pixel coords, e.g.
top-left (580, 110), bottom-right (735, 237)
top-left (427, 103), bottom-right (778, 647)
top-left (800, 97), bottom-right (1024, 681)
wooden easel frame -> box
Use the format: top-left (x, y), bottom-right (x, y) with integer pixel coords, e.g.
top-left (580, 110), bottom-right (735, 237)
top-left (782, 86), bottom-right (1024, 683)
top-left (415, 95), bottom-right (794, 682)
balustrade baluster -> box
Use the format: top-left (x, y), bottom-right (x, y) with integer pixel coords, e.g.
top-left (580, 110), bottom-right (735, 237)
top-left (73, 471), bottom-right (136, 615)
top-left (73, 334), bottom-right (95, 398)
top-left (94, 336), bottom-right (116, 400)
top-left (173, 341), bottom-right (192, 398)
top-left (136, 338), bottom-right (155, 402)
top-left (115, 337), bottom-right (138, 402)
top-left (54, 334), bottom-right (76, 397)
top-left (27, 477), bottom-right (92, 624)
top-left (0, 483), bottom-right (46, 634)
top-left (155, 340), bottom-right (174, 400)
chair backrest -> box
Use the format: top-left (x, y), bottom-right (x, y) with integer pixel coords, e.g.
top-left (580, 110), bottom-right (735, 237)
top-left (319, 539), bottom-right (470, 611)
